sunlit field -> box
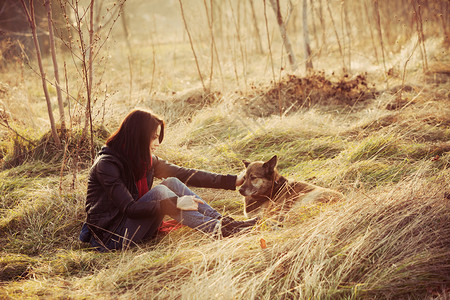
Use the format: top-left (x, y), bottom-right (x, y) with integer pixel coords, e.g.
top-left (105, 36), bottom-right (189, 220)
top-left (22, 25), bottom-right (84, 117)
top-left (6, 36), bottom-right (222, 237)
top-left (0, 0), bottom-right (449, 299)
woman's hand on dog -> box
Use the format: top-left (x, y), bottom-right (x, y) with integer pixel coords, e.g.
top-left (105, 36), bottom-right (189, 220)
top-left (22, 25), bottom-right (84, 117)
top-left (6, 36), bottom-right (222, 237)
top-left (236, 170), bottom-right (246, 186)
top-left (176, 195), bottom-right (205, 211)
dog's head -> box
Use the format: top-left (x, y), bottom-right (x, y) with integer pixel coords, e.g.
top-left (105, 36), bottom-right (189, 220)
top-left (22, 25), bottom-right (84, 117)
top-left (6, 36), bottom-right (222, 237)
top-left (239, 155), bottom-right (278, 217)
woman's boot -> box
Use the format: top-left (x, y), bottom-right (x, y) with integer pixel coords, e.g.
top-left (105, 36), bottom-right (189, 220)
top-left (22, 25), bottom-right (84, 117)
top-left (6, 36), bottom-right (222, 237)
top-left (221, 215), bottom-right (259, 229)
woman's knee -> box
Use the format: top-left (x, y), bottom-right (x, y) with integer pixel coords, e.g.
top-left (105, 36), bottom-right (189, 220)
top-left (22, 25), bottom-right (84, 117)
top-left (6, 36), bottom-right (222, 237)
top-left (161, 177), bottom-right (184, 189)
top-left (147, 184), bottom-right (174, 199)
top-left (161, 177), bottom-right (194, 197)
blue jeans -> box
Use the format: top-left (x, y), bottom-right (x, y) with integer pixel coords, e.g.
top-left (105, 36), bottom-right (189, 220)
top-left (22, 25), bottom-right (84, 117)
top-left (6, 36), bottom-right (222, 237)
top-left (97, 177), bottom-right (223, 250)
top-left (148, 177), bottom-right (222, 231)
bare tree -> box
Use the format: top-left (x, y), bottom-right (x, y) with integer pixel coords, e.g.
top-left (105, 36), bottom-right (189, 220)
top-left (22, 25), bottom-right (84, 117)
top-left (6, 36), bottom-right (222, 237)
top-left (364, 0), bottom-right (379, 64)
top-left (412, 0), bottom-right (428, 72)
top-left (249, 0), bottom-right (264, 54)
top-left (69, 0), bottom-right (96, 159)
top-left (317, 0), bottom-right (327, 51)
top-left (302, 0), bottom-right (313, 70)
top-left (204, 0), bottom-right (225, 88)
top-left (342, 0), bottom-right (351, 72)
top-left (269, 0), bottom-right (297, 71)
top-left (309, 0), bottom-right (319, 55)
top-left (374, 0), bottom-right (387, 75)
top-left (20, 0), bottom-right (61, 148)
top-left (56, 0), bottom-right (125, 162)
top-left (439, 1), bottom-right (449, 43)
top-left (263, 0), bottom-right (276, 82)
top-left (45, 0), bottom-right (65, 131)
top-left (179, 0), bottom-right (206, 91)
top-left (120, 2), bottom-right (133, 101)
top-left (326, 0), bottom-right (345, 71)
top-left (228, 0), bottom-right (248, 92)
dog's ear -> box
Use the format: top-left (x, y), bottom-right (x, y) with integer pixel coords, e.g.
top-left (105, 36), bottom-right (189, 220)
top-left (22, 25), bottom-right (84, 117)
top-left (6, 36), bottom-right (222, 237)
top-left (243, 160), bottom-right (251, 168)
top-left (263, 155), bottom-right (278, 171)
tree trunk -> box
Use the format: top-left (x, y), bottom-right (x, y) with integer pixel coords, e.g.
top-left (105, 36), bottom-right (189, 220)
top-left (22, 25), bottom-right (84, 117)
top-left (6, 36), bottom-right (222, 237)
top-left (364, 0), bottom-right (379, 64)
top-left (309, 0), bottom-right (319, 55)
top-left (412, 0), bottom-right (428, 72)
top-left (249, 0), bottom-right (264, 54)
top-left (326, 0), bottom-right (345, 71)
top-left (20, 0), bottom-right (61, 148)
top-left (343, 0), bottom-right (351, 72)
top-left (302, 0), bottom-right (313, 70)
top-left (374, 0), bottom-right (387, 75)
top-left (317, 0), bottom-right (327, 50)
top-left (204, 0), bottom-right (225, 88)
top-left (179, 0), bottom-right (206, 91)
top-left (269, 0), bottom-right (297, 72)
top-left (88, 0), bottom-right (95, 159)
top-left (45, 0), bottom-right (65, 131)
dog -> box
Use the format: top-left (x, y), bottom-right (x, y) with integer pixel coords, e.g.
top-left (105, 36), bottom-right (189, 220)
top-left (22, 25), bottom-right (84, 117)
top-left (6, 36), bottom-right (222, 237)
top-left (239, 155), bottom-right (345, 218)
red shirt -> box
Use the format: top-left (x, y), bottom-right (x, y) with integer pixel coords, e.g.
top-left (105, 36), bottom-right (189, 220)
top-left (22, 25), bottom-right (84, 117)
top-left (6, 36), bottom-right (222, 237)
top-left (135, 158), bottom-right (182, 233)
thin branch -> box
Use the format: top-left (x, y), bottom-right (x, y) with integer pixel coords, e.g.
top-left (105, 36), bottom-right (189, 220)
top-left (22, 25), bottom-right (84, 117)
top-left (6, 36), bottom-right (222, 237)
top-left (228, 0), bottom-right (248, 93)
top-left (204, 0), bottom-right (214, 90)
top-left (263, 0), bottom-right (276, 83)
top-left (412, 0), bottom-right (428, 72)
top-left (249, 0), bottom-right (264, 54)
top-left (326, 0), bottom-right (345, 71)
top-left (269, 0), bottom-right (297, 71)
top-left (179, 0), bottom-right (206, 91)
top-left (398, 38), bottom-right (419, 103)
top-left (19, 0), bottom-right (61, 148)
top-left (0, 110), bottom-right (36, 146)
top-left (302, 0), bottom-right (313, 70)
top-left (364, 0), bottom-right (379, 63)
top-left (45, 0), bottom-right (65, 130)
top-left (374, 0), bottom-right (387, 75)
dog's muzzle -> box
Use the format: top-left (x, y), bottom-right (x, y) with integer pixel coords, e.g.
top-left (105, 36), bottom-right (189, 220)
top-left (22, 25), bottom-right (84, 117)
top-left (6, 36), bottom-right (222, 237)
top-left (239, 186), bottom-right (254, 196)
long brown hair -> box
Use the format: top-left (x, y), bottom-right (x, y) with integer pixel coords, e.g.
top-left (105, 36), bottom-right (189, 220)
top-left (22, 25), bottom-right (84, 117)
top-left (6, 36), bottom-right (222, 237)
top-left (106, 109), bottom-right (164, 179)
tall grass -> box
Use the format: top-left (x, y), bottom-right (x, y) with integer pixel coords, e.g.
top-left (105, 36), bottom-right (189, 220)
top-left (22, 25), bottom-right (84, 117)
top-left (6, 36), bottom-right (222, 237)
top-left (1, 93), bottom-right (448, 298)
top-left (109, 169), bottom-right (448, 300)
top-left (0, 1), bottom-right (449, 298)
top-left (5, 167), bottom-right (442, 299)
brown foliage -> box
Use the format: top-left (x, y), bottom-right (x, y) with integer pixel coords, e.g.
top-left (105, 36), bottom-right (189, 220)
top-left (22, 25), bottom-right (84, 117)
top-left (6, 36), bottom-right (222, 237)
top-left (238, 72), bottom-right (376, 117)
top-left (2, 126), bottom-right (109, 170)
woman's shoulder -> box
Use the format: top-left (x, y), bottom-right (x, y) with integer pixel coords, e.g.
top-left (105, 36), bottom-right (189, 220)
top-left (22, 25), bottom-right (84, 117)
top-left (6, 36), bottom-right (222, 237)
top-left (151, 155), bottom-right (179, 168)
top-left (93, 147), bottom-right (124, 170)
top-left (151, 154), bottom-right (165, 165)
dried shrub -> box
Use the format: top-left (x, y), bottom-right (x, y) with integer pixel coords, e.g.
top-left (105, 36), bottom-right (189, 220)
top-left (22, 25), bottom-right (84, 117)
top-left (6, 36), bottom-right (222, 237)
top-left (1, 126), bottom-right (109, 170)
top-left (238, 72), bottom-right (377, 117)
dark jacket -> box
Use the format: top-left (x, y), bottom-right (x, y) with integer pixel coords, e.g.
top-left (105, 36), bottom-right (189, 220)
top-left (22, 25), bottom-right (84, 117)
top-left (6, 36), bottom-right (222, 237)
top-left (83, 146), bottom-right (237, 245)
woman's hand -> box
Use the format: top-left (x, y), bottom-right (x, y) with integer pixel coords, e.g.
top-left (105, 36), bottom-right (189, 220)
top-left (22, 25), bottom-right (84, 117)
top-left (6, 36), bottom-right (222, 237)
top-left (236, 170), bottom-right (246, 186)
top-left (176, 195), bottom-right (205, 211)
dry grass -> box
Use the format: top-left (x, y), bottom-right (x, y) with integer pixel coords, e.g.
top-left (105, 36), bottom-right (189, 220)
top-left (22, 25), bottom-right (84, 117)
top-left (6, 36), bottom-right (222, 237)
top-left (0, 0), bottom-right (449, 299)
top-left (1, 168), bottom-right (447, 299)
top-left (1, 64), bottom-right (449, 298)
top-left (1, 86), bottom-right (448, 298)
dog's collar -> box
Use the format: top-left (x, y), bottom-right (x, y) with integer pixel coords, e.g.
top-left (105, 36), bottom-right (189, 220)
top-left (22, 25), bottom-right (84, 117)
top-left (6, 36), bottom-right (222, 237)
top-left (274, 176), bottom-right (288, 186)
top-left (250, 174), bottom-right (288, 200)
top-left (271, 176), bottom-right (288, 198)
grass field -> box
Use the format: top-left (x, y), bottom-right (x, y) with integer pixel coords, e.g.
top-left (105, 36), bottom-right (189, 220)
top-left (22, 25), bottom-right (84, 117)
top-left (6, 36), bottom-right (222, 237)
top-left (0, 0), bottom-right (449, 299)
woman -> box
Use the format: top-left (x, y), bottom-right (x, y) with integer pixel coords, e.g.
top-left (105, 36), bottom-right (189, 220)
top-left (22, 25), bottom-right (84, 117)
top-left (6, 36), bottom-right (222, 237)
top-left (80, 109), bottom-right (256, 251)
